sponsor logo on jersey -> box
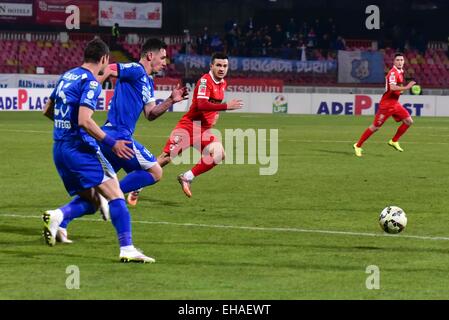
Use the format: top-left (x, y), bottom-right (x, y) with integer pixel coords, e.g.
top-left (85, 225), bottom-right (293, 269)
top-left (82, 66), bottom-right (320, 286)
top-left (54, 119), bottom-right (71, 129)
top-left (198, 84), bottom-right (207, 95)
top-left (62, 72), bottom-right (82, 81)
top-left (120, 62), bottom-right (140, 69)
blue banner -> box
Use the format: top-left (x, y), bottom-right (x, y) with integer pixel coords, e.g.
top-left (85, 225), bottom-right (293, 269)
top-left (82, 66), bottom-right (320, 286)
top-left (338, 50), bottom-right (384, 83)
top-left (174, 54), bottom-right (336, 74)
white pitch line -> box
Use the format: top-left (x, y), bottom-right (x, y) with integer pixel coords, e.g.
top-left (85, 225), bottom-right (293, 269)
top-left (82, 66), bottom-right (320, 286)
top-left (285, 139), bottom-right (449, 145)
top-left (1, 213), bottom-right (449, 242)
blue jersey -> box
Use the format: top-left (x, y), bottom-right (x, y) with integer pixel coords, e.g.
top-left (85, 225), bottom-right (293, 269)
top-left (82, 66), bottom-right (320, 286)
top-left (105, 62), bottom-right (155, 137)
top-left (50, 67), bottom-right (102, 146)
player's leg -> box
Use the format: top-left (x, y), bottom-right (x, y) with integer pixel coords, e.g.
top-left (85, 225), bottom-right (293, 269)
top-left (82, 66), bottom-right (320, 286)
top-left (43, 143), bottom-right (103, 246)
top-left (178, 137), bottom-right (224, 198)
top-left (95, 177), bottom-right (154, 263)
top-left (158, 126), bottom-right (191, 168)
top-left (389, 105), bottom-right (413, 152)
top-left (354, 108), bottom-right (390, 156)
top-left (118, 139), bottom-right (161, 206)
top-left (43, 189), bottom-right (99, 246)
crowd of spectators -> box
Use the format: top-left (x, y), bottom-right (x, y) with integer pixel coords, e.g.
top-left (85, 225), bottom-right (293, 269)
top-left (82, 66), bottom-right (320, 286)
top-left (187, 17), bottom-right (346, 61)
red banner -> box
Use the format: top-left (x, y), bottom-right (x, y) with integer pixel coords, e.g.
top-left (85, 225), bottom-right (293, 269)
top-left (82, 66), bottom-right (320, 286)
top-left (35, 0), bottom-right (98, 26)
top-left (154, 78), bottom-right (283, 93)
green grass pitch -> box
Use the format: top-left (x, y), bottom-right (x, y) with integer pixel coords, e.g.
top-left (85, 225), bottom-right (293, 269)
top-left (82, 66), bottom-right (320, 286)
top-left (0, 111), bottom-right (449, 299)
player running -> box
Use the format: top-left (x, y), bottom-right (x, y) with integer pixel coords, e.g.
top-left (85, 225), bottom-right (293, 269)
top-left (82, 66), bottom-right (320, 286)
top-left (56, 38), bottom-right (188, 237)
top-left (129, 52), bottom-right (243, 200)
top-left (42, 38), bottom-right (154, 263)
top-left (353, 52), bottom-right (416, 157)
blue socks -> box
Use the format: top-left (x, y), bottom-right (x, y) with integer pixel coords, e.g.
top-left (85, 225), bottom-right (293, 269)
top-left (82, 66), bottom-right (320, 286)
top-left (119, 170), bottom-right (157, 194)
top-left (59, 196), bottom-right (96, 229)
top-left (109, 198), bottom-right (133, 247)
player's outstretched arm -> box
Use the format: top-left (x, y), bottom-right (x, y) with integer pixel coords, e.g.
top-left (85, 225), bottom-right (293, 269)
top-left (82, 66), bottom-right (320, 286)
top-left (43, 98), bottom-right (55, 120)
top-left (197, 98), bottom-right (244, 111)
top-left (390, 81), bottom-right (416, 92)
top-left (78, 106), bottom-right (134, 160)
top-left (144, 84), bottom-right (188, 121)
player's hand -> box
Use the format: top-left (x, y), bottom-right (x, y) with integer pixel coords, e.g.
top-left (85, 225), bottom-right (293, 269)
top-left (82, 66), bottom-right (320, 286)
top-left (170, 84), bottom-right (189, 103)
top-left (407, 81), bottom-right (417, 89)
top-left (226, 99), bottom-right (244, 110)
top-left (112, 140), bottom-right (134, 160)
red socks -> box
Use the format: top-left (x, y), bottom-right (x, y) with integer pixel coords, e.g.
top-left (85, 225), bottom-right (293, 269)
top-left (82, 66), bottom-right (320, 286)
top-left (356, 128), bottom-right (375, 147)
top-left (392, 123), bottom-right (410, 142)
top-left (191, 155), bottom-right (217, 177)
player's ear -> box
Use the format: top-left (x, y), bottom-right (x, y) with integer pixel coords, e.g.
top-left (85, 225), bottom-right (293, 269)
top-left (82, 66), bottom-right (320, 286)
top-left (147, 52), bottom-right (152, 62)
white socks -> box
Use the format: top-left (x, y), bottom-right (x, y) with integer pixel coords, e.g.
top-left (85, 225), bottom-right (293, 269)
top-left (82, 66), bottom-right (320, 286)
top-left (183, 170), bottom-right (195, 181)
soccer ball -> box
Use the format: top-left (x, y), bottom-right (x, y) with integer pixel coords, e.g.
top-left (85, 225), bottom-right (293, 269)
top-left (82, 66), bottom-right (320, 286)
top-left (379, 206), bottom-right (407, 234)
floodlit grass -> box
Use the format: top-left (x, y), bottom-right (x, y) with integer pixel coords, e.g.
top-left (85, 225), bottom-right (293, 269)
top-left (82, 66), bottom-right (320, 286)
top-left (1, 111), bottom-right (449, 299)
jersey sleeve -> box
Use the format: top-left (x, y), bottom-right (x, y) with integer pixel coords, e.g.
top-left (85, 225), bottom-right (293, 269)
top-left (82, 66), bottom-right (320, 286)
top-left (388, 71), bottom-right (397, 85)
top-left (80, 80), bottom-right (102, 110)
top-left (117, 62), bottom-right (145, 81)
top-left (144, 77), bottom-right (156, 105)
top-left (196, 77), bottom-right (213, 100)
top-left (49, 76), bottom-right (63, 101)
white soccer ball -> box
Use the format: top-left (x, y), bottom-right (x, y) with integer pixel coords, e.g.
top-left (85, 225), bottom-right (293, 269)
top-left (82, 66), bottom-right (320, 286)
top-left (379, 206), bottom-right (407, 234)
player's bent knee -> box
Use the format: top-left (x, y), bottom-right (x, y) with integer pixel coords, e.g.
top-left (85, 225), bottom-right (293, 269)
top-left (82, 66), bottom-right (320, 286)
top-left (404, 118), bottom-right (413, 126)
top-left (148, 164), bottom-right (163, 182)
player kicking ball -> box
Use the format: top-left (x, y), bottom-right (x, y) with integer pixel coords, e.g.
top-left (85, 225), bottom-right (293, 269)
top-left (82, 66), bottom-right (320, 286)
top-left (129, 52), bottom-right (243, 200)
top-left (42, 38), bottom-right (154, 263)
top-left (353, 52), bottom-right (416, 157)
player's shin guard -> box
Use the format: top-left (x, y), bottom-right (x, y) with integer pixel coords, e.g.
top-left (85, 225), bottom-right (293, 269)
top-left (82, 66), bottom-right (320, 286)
top-left (109, 198), bottom-right (133, 247)
top-left (119, 170), bottom-right (157, 194)
top-left (392, 123), bottom-right (410, 142)
top-left (191, 155), bottom-right (217, 177)
top-left (59, 196), bottom-right (96, 229)
top-left (356, 128), bottom-right (376, 147)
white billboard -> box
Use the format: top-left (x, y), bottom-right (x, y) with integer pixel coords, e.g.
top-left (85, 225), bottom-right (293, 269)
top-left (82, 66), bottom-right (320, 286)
top-left (99, 1), bottom-right (162, 28)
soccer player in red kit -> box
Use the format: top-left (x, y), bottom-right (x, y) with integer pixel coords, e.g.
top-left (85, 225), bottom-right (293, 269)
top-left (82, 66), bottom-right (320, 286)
top-left (127, 52), bottom-right (243, 201)
top-left (353, 52), bottom-right (416, 157)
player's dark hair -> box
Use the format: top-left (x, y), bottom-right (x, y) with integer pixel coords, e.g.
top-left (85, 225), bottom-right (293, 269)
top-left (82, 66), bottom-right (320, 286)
top-left (141, 38), bottom-right (167, 58)
top-left (211, 52), bottom-right (228, 64)
top-left (83, 38), bottom-right (110, 63)
top-left (394, 52), bottom-right (404, 58)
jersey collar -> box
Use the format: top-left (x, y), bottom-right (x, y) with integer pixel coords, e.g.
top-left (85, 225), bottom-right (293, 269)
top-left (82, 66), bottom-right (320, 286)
top-left (393, 66), bottom-right (404, 74)
top-left (209, 71), bottom-right (224, 84)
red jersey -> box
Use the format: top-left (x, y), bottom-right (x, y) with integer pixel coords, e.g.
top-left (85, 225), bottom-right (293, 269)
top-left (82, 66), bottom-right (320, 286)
top-left (380, 66), bottom-right (404, 106)
top-left (179, 71), bottom-right (227, 129)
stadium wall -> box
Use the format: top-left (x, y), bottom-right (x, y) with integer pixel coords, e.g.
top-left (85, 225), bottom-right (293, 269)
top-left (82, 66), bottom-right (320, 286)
top-left (0, 88), bottom-right (447, 117)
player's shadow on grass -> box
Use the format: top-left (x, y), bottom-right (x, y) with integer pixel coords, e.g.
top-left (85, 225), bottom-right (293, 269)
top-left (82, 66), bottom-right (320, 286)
top-left (312, 149), bottom-right (387, 157)
top-left (0, 224), bottom-right (39, 237)
top-left (133, 197), bottom-right (182, 208)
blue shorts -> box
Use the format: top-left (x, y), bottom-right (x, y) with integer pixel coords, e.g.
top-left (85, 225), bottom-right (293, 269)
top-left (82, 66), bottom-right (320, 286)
top-left (53, 140), bottom-right (116, 196)
top-left (99, 127), bottom-right (157, 173)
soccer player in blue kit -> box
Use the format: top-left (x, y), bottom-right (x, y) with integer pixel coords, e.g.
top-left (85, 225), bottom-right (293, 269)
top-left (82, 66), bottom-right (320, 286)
top-left (42, 38), bottom-right (155, 263)
top-left (55, 38), bottom-right (188, 240)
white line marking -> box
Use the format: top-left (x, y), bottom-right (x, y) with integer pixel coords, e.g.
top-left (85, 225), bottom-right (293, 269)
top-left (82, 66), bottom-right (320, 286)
top-left (2, 213), bottom-right (449, 242)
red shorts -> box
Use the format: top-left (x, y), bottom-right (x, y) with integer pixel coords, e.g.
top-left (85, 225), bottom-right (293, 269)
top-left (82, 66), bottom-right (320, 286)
top-left (162, 123), bottom-right (218, 157)
top-left (373, 102), bottom-right (410, 127)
